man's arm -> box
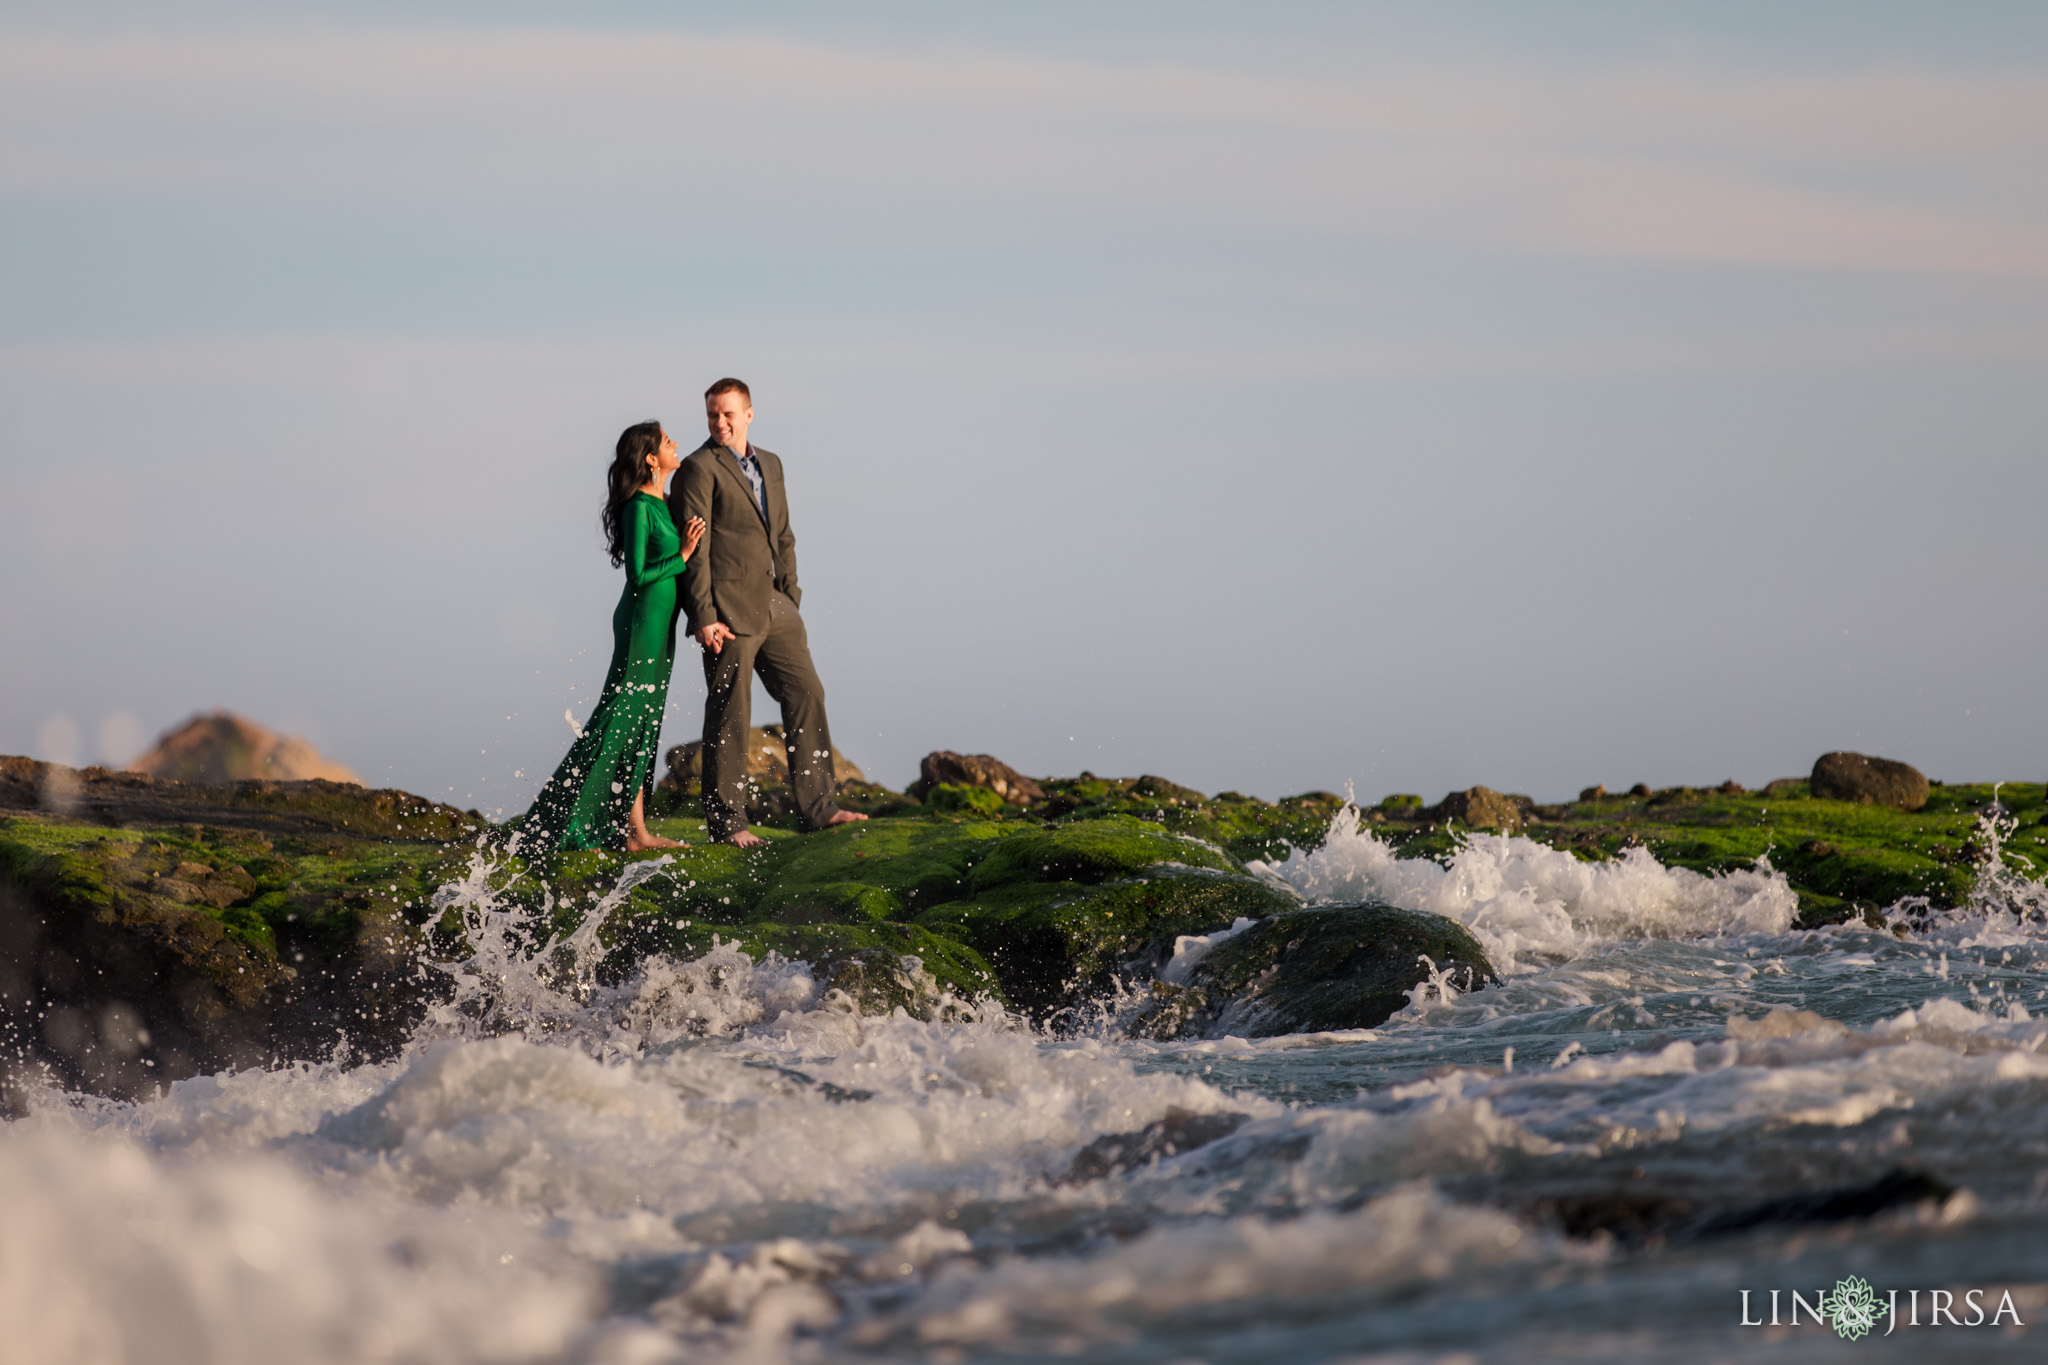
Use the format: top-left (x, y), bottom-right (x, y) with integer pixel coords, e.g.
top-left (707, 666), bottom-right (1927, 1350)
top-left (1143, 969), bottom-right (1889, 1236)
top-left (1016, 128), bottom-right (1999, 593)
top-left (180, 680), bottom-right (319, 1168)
top-left (769, 453), bottom-right (801, 608)
top-left (672, 457), bottom-right (718, 635)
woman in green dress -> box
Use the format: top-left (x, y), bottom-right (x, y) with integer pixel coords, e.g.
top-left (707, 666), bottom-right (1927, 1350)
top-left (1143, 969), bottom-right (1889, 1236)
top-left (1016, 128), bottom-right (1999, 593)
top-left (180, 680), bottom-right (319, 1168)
top-left (522, 421), bottom-right (706, 854)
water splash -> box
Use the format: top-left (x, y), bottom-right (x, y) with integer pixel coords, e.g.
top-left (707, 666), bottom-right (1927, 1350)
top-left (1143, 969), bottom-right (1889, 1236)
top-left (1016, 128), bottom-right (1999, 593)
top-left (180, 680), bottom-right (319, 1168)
top-left (422, 847), bottom-right (674, 1040)
top-left (1249, 803), bottom-right (1797, 972)
top-left (1403, 952), bottom-right (1471, 1013)
top-left (1889, 792), bottom-right (2048, 948)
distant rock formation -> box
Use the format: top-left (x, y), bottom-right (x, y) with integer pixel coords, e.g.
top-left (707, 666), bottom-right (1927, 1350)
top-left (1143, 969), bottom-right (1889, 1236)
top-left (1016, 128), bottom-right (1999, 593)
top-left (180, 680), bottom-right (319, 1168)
top-left (129, 712), bottom-right (360, 785)
top-left (663, 725), bottom-right (867, 790)
top-left (1810, 752), bottom-right (1929, 811)
top-left (909, 751), bottom-right (1047, 808)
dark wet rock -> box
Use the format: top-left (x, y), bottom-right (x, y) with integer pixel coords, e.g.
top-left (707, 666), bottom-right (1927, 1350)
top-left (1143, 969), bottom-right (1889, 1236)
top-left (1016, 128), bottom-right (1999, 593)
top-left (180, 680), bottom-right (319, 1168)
top-left (1062, 1107), bottom-right (1252, 1183)
top-left (918, 857), bottom-right (1298, 1018)
top-left (1128, 904), bottom-right (1497, 1040)
top-left (1521, 1168), bottom-right (1957, 1250)
top-left (1627, 783), bottom-right (1652, 798)
top-left (1691, 1168), bottom-right (1955, 1239)
top-left (909, 751), bottom-right (1046, 808)
top-left (1422, 786), bottom-right (1527, 833)
top-left (1578, 785), bottom-right (1606, 802)
top-left (1811, 751), bottom-right (1930, 812)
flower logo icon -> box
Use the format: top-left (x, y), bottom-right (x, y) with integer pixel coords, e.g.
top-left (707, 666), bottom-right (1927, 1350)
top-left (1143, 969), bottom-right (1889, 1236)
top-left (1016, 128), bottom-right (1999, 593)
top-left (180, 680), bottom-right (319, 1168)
top-left (1821, 1275), bottom-right (1882, 1341)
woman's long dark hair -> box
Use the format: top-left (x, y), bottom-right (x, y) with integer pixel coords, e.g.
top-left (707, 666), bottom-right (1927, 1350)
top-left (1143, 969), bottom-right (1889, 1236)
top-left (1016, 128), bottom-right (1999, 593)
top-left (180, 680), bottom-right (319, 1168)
top-left (602, 421), bottom-right (665, 567)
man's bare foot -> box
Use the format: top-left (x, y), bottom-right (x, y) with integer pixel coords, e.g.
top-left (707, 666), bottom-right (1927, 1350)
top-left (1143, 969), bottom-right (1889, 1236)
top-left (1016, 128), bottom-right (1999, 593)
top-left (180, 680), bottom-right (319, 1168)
top-left (824, 809), bottom-right (869, 827)
top-left (722, 828), bottom-right (768, 848)
top-left (626, 832), bottom-right (684, 852)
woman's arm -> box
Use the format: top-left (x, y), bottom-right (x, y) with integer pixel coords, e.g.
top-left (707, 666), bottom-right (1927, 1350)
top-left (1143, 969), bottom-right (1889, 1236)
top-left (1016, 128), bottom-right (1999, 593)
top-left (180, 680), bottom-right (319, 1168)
top-left (625, 500), bottom-right (690, 589)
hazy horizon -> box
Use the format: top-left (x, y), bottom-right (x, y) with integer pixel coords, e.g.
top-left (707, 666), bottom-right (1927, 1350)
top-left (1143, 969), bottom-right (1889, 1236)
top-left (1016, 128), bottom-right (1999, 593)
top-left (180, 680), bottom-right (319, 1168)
top-left (5, 2), bottom-right (2046, 813)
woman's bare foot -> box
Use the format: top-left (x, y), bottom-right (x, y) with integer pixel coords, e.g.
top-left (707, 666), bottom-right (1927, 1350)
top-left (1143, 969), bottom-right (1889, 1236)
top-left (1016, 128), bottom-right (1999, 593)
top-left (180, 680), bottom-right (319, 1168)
top-left (723, 828), bottom-right (768, 848)
top-left (824, 809), bottom-right (869, 826)
top-left (625, 790), bottom-right (683, 851)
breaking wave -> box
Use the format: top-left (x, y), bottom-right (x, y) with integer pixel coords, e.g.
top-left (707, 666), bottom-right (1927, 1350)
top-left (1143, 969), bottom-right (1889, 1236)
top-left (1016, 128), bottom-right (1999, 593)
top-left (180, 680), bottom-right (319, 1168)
top-left (1250, 804), bottom-right (1799, 972)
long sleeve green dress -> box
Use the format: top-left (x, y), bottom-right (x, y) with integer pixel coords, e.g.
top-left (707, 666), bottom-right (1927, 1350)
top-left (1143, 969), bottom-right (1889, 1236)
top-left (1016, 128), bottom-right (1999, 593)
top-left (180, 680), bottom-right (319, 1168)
top-left (522, 494), bottom-right (690, 852)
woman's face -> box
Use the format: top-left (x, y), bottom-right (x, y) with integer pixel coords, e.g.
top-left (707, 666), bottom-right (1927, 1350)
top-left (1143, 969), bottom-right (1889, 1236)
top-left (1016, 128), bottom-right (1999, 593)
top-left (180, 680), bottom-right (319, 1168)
top-left (648, 429), bottom-right (681, 480)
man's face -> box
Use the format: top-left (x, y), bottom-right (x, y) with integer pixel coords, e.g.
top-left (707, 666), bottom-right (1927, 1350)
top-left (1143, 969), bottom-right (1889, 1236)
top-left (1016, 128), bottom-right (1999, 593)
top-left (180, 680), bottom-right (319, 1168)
top-left (707, 392), bottom-right (753, 452)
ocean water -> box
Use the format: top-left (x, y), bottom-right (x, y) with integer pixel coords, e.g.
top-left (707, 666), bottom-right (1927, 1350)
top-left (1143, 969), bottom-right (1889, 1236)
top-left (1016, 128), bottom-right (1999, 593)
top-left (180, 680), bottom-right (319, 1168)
top-left (6, 807), bottom-right (2048, 1364)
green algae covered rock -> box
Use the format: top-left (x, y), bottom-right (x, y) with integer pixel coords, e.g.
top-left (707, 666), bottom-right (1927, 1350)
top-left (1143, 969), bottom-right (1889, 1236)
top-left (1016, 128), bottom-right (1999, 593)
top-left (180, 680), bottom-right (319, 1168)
top-left (1129, 904), bottom-right (1498, 1040)
top-left (0, 806), bottom-right (467, 1099)
top-left (702, 925), bottom-right (994, 1015)
top-left (919, 868), bottom-right (1299, 1016)
top-left (923, 782), bottom-right (1007, 817)
top-left (564, 814), bottom-right (1268, 1013)
top-left (967, 814), bottom-right (1240, 889)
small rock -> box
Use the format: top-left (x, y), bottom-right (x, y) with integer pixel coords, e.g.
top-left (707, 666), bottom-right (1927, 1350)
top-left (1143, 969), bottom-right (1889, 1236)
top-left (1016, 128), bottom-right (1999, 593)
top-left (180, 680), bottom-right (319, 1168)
top-left (1062, 1108), bottom-right (1251, 1183)
top-left (1578, 785), bottom-right (1607, 802)
top-left (1810, 752), bottom-right (1929, 812)
top-left (908, 751), bottom-right (1046, 808)
top-left (1761, 777), bottom-right (1805, 797)
top-left (1627, 783), bottom-right (1651, 798)
top-left (1716, 780), bottom-right (1745, 795)
top-left (1798, 840), bottom-right (1838, 858)
top-left (1423, 786), bottom-right (1524, 833)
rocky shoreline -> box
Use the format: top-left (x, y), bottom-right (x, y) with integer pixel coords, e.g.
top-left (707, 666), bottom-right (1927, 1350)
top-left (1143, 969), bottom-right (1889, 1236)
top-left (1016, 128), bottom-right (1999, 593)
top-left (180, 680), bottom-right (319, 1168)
top-left (3, 745), bottom-right (2040, 1105)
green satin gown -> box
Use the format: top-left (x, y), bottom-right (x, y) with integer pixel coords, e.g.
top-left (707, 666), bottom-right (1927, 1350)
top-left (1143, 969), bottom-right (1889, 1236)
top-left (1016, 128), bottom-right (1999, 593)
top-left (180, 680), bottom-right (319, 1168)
top-left (523, 494), bottom-right (690, 852)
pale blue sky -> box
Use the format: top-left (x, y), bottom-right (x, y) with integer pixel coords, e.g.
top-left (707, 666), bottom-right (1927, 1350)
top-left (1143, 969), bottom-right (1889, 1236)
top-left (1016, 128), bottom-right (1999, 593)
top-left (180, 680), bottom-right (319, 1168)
top-left (3, 2), bottom-right (2045, 810)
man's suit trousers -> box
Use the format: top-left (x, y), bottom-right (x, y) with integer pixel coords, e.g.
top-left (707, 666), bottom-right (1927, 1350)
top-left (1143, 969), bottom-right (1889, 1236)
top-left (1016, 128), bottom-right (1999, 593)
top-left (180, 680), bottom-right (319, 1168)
top-left (698, 590), bottom-right (837, 838)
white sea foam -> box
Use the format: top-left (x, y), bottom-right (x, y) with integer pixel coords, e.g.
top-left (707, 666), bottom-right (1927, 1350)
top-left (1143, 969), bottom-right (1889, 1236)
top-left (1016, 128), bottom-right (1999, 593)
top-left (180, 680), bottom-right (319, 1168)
top-left (1158, 916), bottom-right (1257, 984)
top-left (860, 1183), bottom-right (1593, 1351)
top-left (0, 1123), bottom-right (593, 1365)
top-left (1249, 804), bottom-right (1799, 972)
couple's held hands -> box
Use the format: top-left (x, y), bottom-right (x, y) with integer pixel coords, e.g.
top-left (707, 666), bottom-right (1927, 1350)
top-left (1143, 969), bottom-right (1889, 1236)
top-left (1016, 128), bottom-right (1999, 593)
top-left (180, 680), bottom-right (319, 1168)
top-left (679, 515), bottom-right (706, 563)
top-left (697, 621), bottom-right (736, 654)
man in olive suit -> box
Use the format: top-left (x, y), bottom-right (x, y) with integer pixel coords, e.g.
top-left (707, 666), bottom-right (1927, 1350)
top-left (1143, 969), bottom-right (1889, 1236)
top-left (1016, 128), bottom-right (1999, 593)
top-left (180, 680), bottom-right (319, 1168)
top-left (670, 378), bottom-right (866, 847)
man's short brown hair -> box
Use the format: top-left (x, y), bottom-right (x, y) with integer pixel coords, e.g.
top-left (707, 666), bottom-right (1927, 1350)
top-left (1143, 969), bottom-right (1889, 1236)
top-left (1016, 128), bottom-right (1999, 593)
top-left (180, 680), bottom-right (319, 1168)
top-left (705, 377), bottom-right (751, 403)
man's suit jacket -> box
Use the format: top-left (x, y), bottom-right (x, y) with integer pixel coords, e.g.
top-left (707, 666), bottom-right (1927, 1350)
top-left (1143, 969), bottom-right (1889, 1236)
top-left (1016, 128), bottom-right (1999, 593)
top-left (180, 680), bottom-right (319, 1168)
top-left (671, 439), bottom-right (800, 638)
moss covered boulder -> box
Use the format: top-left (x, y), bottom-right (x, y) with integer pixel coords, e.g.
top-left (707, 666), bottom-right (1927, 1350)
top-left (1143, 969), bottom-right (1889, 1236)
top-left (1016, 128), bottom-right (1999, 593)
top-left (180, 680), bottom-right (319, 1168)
top-left (582, 813), bottom-right (1287, 1017)
top-left (0, 793), bottom-right (475, 1101)
top-left (919, 868), bottom-right (1299, 1016)
top-left (1128, 904), bottom-right (1498, 1040)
